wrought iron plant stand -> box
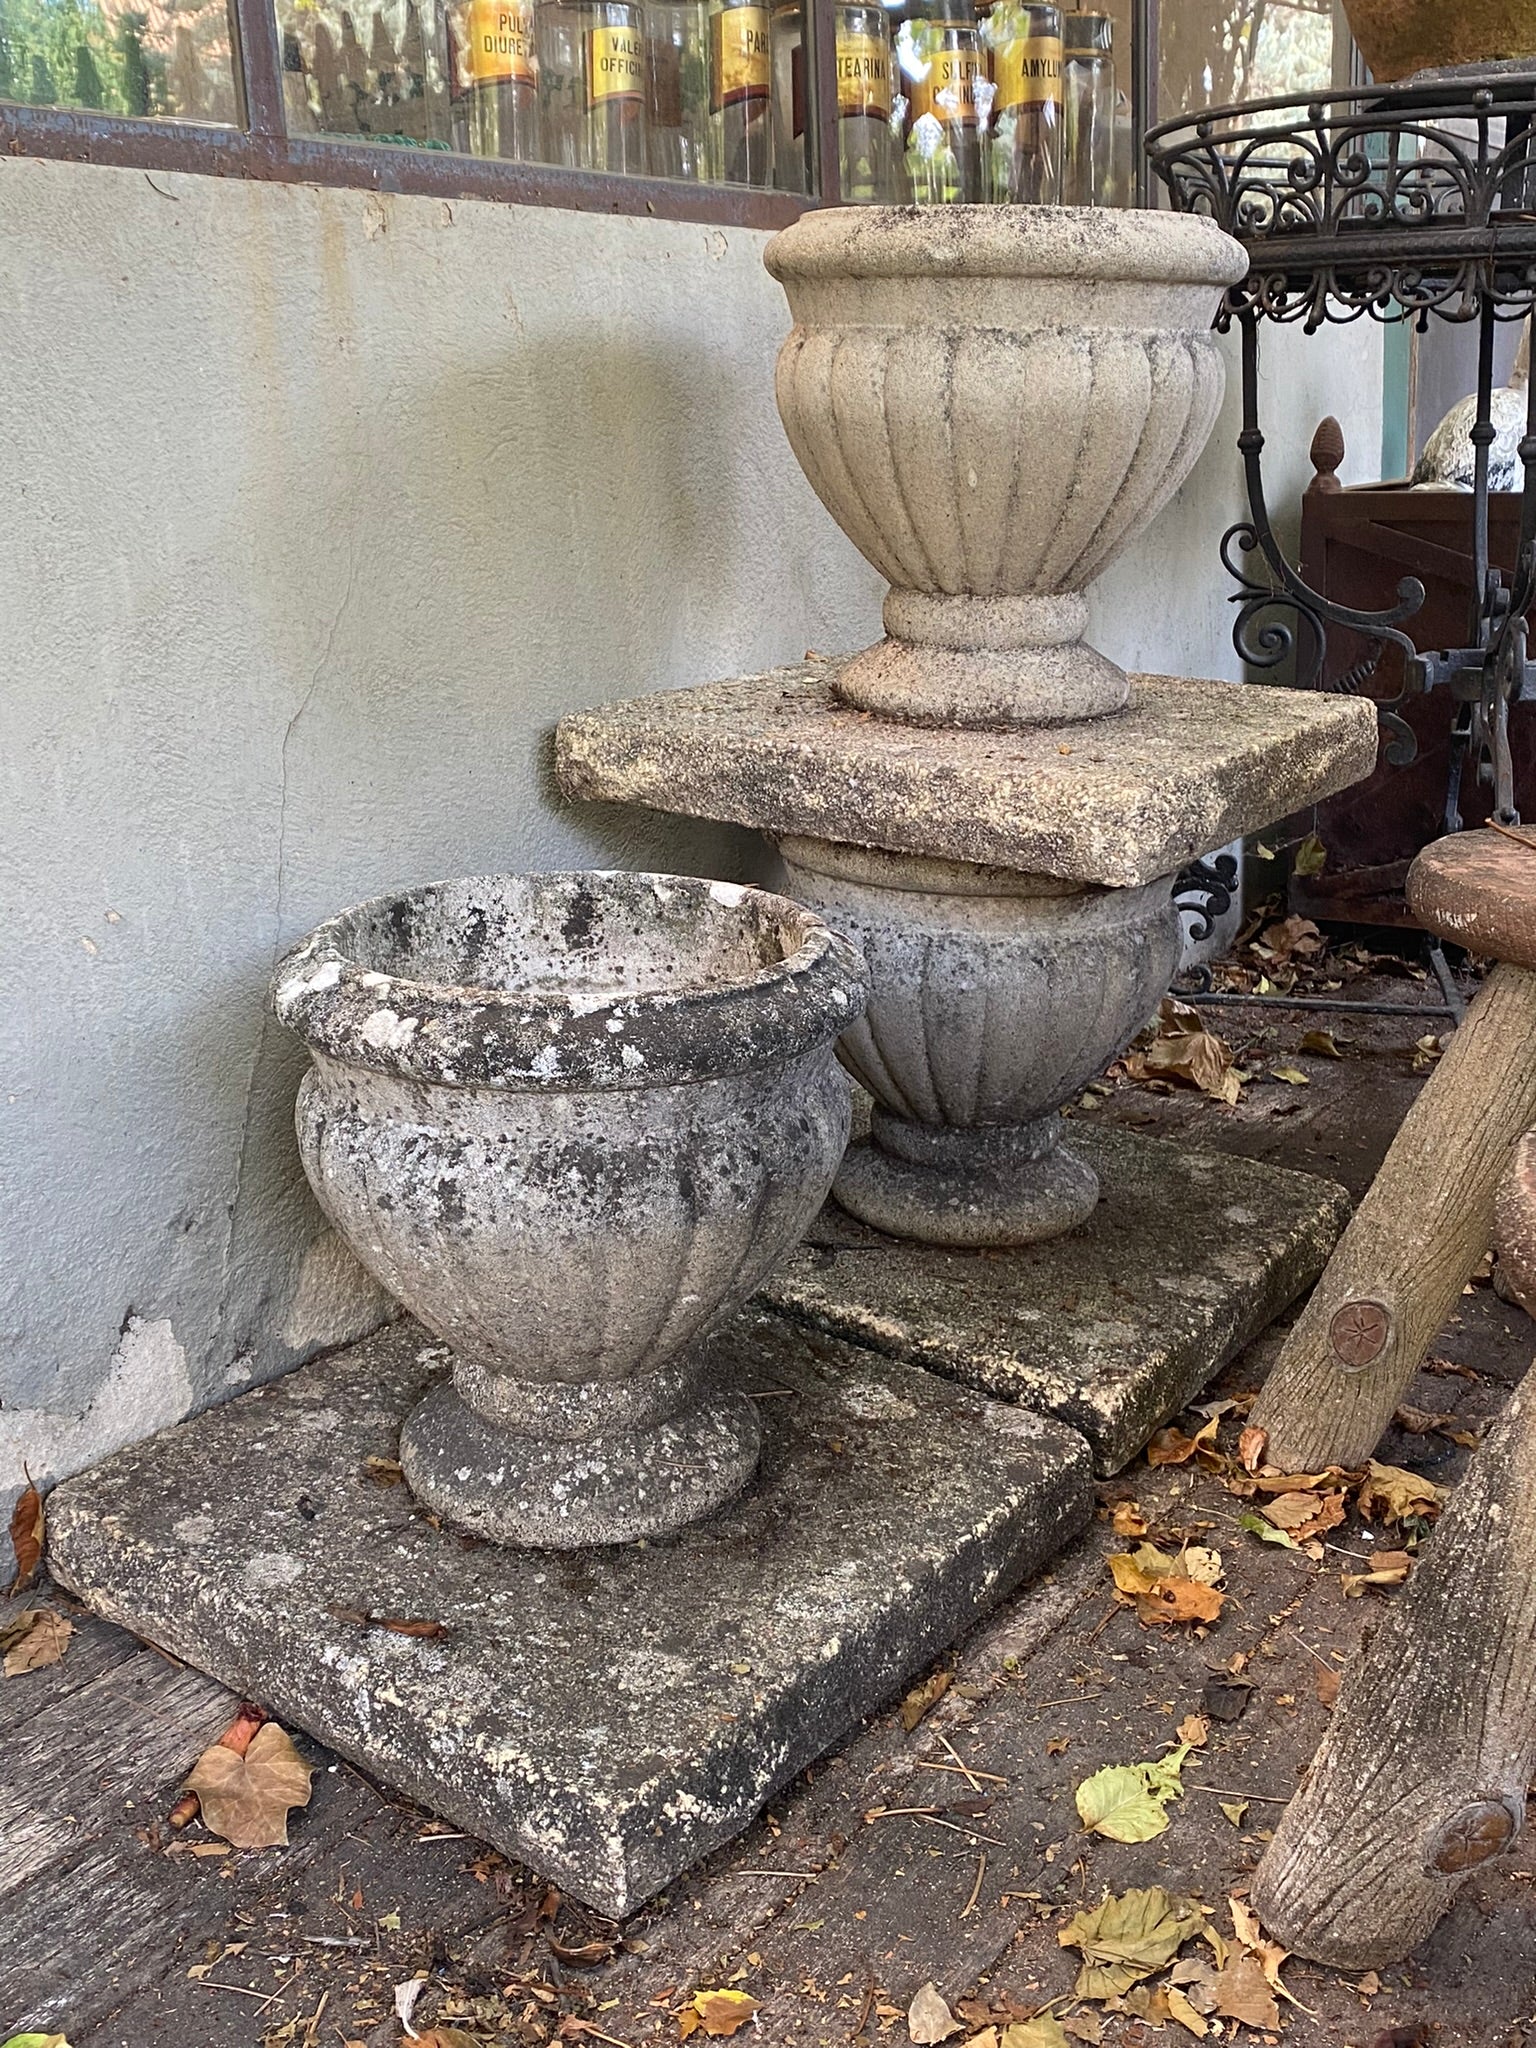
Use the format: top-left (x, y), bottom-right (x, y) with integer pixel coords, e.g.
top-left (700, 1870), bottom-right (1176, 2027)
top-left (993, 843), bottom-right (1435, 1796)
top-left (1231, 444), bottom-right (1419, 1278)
top-left (1150, 62), bottom-right (1536, 1003)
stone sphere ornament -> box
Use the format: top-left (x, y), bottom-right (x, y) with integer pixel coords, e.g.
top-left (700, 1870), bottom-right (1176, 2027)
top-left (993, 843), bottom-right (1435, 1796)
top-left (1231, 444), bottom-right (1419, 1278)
top-left (765, 206), bottom-right (1248, 729)
top-left (272, 873), bottom-right (866, 1548)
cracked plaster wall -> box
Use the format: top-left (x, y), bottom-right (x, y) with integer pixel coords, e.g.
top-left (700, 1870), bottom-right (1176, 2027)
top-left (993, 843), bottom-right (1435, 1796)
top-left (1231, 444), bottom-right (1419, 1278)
top-left (0, 154), bottom-right (1381, 1518)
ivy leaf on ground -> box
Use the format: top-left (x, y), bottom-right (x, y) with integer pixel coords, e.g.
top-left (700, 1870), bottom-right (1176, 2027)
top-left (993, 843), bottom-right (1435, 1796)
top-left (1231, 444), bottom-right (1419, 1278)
top-left (683, 1989), bottom-right (760, 2039)
top-left (906, 1981), bottom-right (962, 2043)
top-left (182, 1719), bottom-right (315, 1849)
top-left (1058, 1885), bottom-right (1204, 1999)
top-left (1358, 1462), bottom-right (1446, 1526)
top-left (0, 1605), bottom-right (73, 1678)
top-left (1074, 1746), bottom-right (1192, 1844)
top-left (7, 1479), bottom-right (43, 1596)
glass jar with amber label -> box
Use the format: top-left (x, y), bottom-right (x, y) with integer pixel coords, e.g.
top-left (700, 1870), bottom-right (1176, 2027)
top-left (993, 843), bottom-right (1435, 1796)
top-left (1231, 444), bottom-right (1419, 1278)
top-left (707, 0), bottom-right (771, 184)
top-left (449, 0), bottom-right (539, 158)
top-left (646, 0), bottom-right (711, 178)
top-left (897, 0), bottom-right (989, 204)
top-left (985, 0), bottom-right (1059, 202)
top-left (836, 2), bottom-right (895, 201)
top-left (536, 0), bottom-right (647, 171)
top-left (770, 0), bottom-right (894, 199)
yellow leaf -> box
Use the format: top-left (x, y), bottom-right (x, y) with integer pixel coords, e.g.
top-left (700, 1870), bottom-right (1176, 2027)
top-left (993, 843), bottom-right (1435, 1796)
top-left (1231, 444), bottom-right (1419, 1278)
top-left (1271, 1064), bottom-right (1311, 1086)
top-left (690, 1989), bottom-right (761, 2038)
top-left (1074, 1767), bottom-right (1168, 1843)
top-left (1058, 1886), bottom-right (1203, 1999)
top-left (2, 2036), bottom-right (72, 2048)
top-left (1147, 1419), bottom-right (1220, 1467)
top-left (1136, 1578), bottom-right (1224, 1627)
top-left (1000, 2021), bottom-right (1069, 2048)
top-left (1110, 1500), bottom-right (1148, 1538)
top-left (1179, 1546), bottom-right (1224, 1586)
top-left (900, 1669), bottom-right (951, 1733)
top-left (1293, 832), bottom-right (1328, 877)
top-left (1219, 1800), bottom-right (1248, 1827)
top-left (1230, 1896), bottom-right (1307, 2010)
top-left (1166, 1985), bottom-right (1208, 2038)
top-left (1300, 1028), bottom-right (1343, 1058)
top-left (182, 1721), bottom-right (315, 1850)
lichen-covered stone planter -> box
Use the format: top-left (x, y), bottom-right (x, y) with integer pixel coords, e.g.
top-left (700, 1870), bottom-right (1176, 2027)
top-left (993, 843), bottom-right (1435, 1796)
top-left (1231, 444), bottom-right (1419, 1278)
top-left (777, 837), bottom-right (1179, 1243)
top-left (765, 206), bottom-right (1248, 728)
top-left (272, 872), bottom-right (866, 1547)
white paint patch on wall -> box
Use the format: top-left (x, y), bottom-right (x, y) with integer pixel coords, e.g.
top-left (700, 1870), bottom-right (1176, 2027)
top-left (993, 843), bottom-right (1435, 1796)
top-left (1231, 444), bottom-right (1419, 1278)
top-left (0, 1316), bottom-right (194, 1522)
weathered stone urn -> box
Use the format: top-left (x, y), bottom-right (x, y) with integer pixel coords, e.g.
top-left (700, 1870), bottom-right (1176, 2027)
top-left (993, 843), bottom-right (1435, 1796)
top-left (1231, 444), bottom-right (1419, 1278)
top-left (271, 872), bottom-right (866, 1547)
top-left (1342, 0), bottom-right (1536, 81)
top-left (764, 207), bottom-right (1248, 728)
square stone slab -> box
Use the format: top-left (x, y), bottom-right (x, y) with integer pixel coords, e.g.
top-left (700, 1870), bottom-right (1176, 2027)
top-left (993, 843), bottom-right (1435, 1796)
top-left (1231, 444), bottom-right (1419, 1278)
top-left (756, 1124), bottom-right (1352, 1474)
top-left (556, 665), bottom-right (1378, 887)
top-left (47, 1308), bottom-right (1092, 1919)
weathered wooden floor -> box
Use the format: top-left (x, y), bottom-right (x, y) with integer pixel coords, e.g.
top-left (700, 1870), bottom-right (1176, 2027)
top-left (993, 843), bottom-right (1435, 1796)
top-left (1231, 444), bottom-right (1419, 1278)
top-left (6, 986), bottom-right (1535, 2048)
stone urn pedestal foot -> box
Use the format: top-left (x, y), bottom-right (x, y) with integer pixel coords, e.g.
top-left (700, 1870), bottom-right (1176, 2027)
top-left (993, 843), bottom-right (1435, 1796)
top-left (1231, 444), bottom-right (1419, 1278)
top-left (835, 1110), bottom-right (1099, 1247)
top-left (400, 1361), bottom-right (762, 1550)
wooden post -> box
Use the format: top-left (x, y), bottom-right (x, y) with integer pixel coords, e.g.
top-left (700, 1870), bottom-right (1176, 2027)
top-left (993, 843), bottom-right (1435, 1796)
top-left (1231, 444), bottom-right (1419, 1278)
top-left (1249, 963), bottom-right (1536, 1472)
top-left (1251, 1381), bottom-right (1536, 1969)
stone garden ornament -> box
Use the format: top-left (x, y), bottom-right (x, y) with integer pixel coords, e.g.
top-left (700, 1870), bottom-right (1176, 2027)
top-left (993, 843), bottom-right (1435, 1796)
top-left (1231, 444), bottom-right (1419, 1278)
top-left (272, 871), bottom-right (866, 1547)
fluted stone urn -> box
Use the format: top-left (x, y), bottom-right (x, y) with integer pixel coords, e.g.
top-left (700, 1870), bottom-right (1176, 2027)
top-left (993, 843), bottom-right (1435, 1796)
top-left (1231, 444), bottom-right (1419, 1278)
top-left (272, 872), bottom-right (866, 1546)
top-left (557, 207), bottom-right (1376, 1252)
top-left (765, 207), bottom-right (1248, 729)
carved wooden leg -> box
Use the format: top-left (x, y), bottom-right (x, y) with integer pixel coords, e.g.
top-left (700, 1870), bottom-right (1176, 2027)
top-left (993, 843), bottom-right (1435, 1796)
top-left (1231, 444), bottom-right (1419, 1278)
top-left (1250, 963), bottom-right (1536, 1472)
top-left (1251, 1379), bottom-right (1536, 1968)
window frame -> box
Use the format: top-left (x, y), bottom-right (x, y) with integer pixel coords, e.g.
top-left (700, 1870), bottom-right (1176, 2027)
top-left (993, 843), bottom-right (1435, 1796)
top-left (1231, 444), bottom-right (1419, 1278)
top-left (0, 0), bottom-right (841, 224)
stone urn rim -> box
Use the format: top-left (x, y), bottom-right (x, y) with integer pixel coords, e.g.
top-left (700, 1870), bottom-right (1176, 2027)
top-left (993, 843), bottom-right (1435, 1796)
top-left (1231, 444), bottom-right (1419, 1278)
top-left (271, 870), bottom-right (866, 1093)
top-left (764, 203), bottom-right (1250, 293)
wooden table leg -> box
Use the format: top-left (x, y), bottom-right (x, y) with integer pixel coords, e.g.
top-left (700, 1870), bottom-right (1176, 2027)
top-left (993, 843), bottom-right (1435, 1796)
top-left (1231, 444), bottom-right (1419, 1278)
top-left (1251, 1379), bottom-right (1536, 1968)
top-left (1250, 963), bottom-right (1536, 1473)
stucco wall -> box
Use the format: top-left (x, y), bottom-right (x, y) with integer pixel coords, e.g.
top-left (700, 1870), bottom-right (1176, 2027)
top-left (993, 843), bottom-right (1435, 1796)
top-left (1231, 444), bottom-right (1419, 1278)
top-left (0, 156), bottom-right (1381, 1515)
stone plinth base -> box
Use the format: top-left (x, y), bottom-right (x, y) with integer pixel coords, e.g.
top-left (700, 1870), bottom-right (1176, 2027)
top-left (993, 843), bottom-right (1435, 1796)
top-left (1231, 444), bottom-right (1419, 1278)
top-left (757, 1124), bottom-right (1351, 1475)
top-left (47, 1310), bottom-right (1092, 1918)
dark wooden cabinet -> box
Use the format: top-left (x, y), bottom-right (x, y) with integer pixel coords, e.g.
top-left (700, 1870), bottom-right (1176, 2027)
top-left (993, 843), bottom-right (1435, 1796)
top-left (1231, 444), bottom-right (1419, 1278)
top-left (1291, 464), bottom-right (1536, 927)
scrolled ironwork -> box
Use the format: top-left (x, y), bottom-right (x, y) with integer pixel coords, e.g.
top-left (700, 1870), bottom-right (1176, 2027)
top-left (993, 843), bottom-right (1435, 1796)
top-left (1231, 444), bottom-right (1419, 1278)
top-left (1174, 852), bottom-right (1241, 944)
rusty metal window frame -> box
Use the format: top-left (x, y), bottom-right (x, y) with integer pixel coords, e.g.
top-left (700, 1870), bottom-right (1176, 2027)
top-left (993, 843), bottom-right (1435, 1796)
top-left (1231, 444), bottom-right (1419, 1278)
top-left (0, 0), bottom-right (838, 224)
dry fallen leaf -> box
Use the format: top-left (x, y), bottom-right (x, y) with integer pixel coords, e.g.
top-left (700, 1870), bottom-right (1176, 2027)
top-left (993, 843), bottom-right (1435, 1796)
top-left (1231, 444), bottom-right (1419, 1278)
top-left (1176, 1714), bottom-right (1208, 1747)
top-left (1212, 1953), bottom-right (1278, 2031)
top-left (1300, 1027), bottom-right (1343, 1058)
top-left (906, 1981), bottom-right (962, 2044)
top-left (1165, 1983), bottom-right (1209, 2038)
top-left (1237, 1425), bottom-right (1268, 1474)
top-left (1358, 1462), bottom-right (1446, 1526)
top-left (328, 1607), bottom-right (451, 1640)
top-left (1315, 1665), bottom-right (1341, 1707)
top-left (1342, 1549), bottom-right (1414, 1597)
top-left (8, 1479), bottom-right (43, 1596)
top-left (900, 1669), bottom-right (951, 1733)
top-left (1270, 1064), bottom-right (1312, 1086)
top-left (1130, 1000), bottom-right (1243, 1105)
top-left (1063, 2016), bottom-right (1104, 2045)
top-left (1230, 1896), bottom-right (1305, 2011)
top-left (1237, 1508), bottom-right (1303, 1551)
top-left (1219, 1800), bottom-right (1249, 1827)
top-left (1110, 1500), bottom-right (1149, 1538)
top-left (0, 1605), bottom-right (73, 1678)
top-left (1262, 1488), bottom-right (1346, 1542)
top-left (688, 1989), bottom-right (760, 2039)
top-left (414, 2033), bottom-right (487, 2048)
top-left (999, 2020), bottom-right (1069, 2048)
top-left (362, 1456), bottom-right (405, 1486)
top-left (1137, 1578), bottom-right (1225, 1628)
top-left (1058, 1886), bottom-right (1203, 1999)
top-left (1147, 1418), bottom-right (1220, 1467)
top-left (183, 1720), bottom-right (315, 1849)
